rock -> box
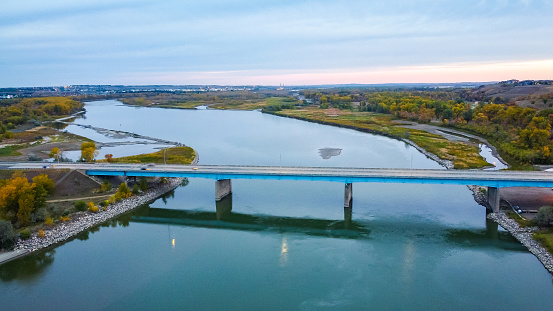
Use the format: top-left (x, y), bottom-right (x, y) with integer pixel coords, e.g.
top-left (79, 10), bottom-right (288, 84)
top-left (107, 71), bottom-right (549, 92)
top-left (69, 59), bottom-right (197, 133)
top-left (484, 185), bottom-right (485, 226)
top-left (13, 178), bottom-right (184, 253)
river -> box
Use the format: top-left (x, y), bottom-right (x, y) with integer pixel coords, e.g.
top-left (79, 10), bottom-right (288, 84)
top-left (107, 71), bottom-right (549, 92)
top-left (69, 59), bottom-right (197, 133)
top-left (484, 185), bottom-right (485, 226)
top-left (1, 100), bottom-right (552, 310)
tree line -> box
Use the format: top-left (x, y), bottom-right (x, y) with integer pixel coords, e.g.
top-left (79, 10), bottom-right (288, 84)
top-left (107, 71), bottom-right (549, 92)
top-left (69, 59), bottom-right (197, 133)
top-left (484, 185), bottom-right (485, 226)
top-left (0, 97), bottom-right (83, 132)
top-left (302, 89), bottom-right (553, 165)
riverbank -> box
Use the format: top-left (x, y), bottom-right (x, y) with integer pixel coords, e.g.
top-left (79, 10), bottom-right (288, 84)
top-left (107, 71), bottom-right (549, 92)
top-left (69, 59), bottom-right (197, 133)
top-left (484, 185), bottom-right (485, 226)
top-left (0, 177), bottom-right (184, 265)
top-left (467, 185), bottom-right (553, 274)
top-left (487, 212), bottom-right (553, 274)
top-left (266, 109), bottom-right (490, 169)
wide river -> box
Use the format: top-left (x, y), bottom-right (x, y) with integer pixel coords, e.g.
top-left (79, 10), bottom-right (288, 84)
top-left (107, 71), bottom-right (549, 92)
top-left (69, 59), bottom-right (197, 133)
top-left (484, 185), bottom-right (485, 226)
top-left (1, 100), bottom-right (553, 310)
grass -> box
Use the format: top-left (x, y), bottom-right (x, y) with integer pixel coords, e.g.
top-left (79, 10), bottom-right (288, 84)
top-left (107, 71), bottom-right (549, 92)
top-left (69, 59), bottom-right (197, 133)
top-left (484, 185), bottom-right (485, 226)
top-left (127, 96), bottom-right (298, 111)
top-left (506, 211), bottom-right (535, 227)
top-left (533, 229), bottom-right (553, 255)
top-left (273, 108), bottom-right (490, 169)
top-left (101, 146), bottom-right (196, 165)
top-left (0, 144), bottom-right (26, 157)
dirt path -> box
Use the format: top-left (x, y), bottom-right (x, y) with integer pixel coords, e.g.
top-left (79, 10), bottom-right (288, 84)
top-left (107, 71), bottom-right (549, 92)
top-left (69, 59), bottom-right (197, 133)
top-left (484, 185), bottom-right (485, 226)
top-left (46, 194), bottom-right (112, 203)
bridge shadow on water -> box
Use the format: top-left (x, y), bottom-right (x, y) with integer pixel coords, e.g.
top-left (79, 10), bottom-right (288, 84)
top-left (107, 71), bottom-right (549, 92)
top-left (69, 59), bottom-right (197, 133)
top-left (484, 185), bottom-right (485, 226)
top-left (131, 195), bottom-right (526, 252)
top-left (132, 195), bottom-right (370, 239)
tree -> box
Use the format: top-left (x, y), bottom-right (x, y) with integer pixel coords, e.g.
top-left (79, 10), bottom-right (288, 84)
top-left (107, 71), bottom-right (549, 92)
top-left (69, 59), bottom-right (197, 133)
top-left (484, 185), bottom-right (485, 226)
top-left (80, 142), bottom-right (98, 162)
top-left (49, 147), bottom-right (62, 161)
top-left (116, 183), bottom-right (131, 199)
top-left (535, 205), bottom-right (553, 227)
top-left (105, 154), bottom-right (114, 162)
top-left (0, 220), bottom-right (16, 250)
top-left (139, 177), bottom-right (148, 192)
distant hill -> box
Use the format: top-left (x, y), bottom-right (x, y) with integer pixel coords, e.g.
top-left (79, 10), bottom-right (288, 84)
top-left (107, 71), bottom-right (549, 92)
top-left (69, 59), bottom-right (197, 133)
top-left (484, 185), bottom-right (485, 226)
top-left (468, 79), bottom-right (553, 100)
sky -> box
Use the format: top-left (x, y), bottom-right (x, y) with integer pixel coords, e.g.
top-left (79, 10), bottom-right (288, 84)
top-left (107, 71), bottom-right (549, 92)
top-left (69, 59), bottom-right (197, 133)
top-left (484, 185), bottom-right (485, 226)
top-left (1, 0), bottom-right (553, 87)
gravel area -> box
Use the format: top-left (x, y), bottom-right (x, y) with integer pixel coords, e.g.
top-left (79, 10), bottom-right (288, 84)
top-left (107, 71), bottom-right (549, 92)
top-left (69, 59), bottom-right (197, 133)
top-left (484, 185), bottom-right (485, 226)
top-left (487, 212), bottom-right (553, 274)
top-left (12, 178), bottom-right (184, 253)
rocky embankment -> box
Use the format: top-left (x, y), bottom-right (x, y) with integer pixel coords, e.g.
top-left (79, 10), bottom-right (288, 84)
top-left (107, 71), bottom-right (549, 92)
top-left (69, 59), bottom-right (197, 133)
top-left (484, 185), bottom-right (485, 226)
top-left (487, 212), bottom-right (553, 274)
top-left (13, 178), bottom-right (183, 253)
top-left (468, 185), bottom-right (553, 274)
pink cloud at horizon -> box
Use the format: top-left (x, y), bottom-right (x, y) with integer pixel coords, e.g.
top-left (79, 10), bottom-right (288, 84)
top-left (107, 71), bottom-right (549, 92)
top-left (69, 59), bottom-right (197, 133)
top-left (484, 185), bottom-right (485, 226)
top-left (133, 59), bottom-right (553, 86)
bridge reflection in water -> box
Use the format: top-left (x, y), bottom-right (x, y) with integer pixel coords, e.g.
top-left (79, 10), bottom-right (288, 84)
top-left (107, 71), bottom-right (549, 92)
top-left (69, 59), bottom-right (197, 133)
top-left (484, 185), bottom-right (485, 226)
top-left (129, 194), bottom-right (526, 252)
top-left (132, 195), bottom-right (369, 239)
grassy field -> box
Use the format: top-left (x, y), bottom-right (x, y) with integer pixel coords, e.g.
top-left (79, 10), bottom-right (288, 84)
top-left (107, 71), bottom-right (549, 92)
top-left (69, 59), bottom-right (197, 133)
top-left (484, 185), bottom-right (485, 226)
top-left (0, 144), bottom-right (27, 157)
top-left (101, 146), bottom-right (196, 164)
top-left (122, 96), bottom-right (297, 111)
top-left (273, 108), bottom-right (490, 169)
top-left (534, 229), bottom-right (553, 255)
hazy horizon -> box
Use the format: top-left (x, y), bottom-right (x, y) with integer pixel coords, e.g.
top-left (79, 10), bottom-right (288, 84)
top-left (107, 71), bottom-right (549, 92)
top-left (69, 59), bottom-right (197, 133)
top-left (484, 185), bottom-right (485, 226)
top-left (2, 0), bottom-right (552, 87)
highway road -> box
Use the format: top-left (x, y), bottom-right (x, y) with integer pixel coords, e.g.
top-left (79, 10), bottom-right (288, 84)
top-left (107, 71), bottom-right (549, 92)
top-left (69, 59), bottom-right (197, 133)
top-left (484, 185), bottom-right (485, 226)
top-left (2, 162), bottom-right (553, 187)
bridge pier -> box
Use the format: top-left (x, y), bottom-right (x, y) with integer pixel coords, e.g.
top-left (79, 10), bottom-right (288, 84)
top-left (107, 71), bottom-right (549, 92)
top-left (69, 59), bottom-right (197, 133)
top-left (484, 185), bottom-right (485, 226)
top-left (344, 183), bottom-right (353, 208)
top-left (216, 179), bottom-right (232, 201)
top-left (487, 186), bottom-right (500, 213)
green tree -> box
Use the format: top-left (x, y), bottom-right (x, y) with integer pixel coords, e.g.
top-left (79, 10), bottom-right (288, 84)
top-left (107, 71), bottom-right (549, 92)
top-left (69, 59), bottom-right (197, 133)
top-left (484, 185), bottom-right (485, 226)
top-left (139, 177), bottom-right (148, 192)
top-left (536, 205), bottom-right (553, 227)
top-left (0, 220), bottom-right (16, 250)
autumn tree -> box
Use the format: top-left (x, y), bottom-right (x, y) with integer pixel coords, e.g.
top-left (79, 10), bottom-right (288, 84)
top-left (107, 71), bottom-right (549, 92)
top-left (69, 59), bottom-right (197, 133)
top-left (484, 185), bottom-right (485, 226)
top-left (49, 147), bottom-right (62, 161)
top-left (105, 153), bottom-right (114, 162)
top-left (80, 142), bottom-right (98, 162)
top-left (0, 173), bottom-right (55, 226)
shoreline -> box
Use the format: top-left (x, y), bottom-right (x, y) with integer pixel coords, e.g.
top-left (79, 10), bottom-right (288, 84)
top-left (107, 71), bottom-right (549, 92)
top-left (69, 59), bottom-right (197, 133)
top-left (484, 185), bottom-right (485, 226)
top-left (468, 185), bottom-right (553, 275)
top-left (487, 212), bottom-right (553, 274)
top-left (266, 111), bottom-right (454, 169)
top-left (0, 177), bottom-right (184, 265)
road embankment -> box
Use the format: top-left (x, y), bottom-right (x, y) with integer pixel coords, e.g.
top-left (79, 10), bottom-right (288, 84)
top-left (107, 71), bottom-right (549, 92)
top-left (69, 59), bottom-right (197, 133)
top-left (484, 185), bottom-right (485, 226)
top-left (0, 178), bottom-right (184, 265)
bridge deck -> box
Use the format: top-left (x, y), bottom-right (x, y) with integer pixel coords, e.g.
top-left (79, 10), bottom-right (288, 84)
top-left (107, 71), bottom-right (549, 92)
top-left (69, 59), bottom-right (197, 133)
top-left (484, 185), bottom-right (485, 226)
top-left (3, 162), bottom-right (553, 187)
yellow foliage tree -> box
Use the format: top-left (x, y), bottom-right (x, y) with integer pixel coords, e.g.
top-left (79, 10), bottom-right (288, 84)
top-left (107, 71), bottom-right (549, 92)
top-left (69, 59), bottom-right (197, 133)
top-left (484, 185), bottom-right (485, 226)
top-left (80, 142), bottom-right (98, 162)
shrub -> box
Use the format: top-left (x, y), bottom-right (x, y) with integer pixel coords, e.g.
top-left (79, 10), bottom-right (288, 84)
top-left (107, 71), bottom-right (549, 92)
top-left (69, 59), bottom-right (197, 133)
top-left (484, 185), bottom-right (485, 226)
top-left (87, 202), bottom-right (98, 213)
top-left (20, 229), bottom-right (31, 240)
top-left (0, 220), bottom-right (17, 250)
top-left (108, 195), bottom-right (116, 204)
top-left (101, 179), bottom-right (112, 192)
top-left (132, 184), bottom-right (139, 195)
top-left (37, 229), bottom-right (45, 238)
top-left (45, 216), bottom-right (54, 226)
top-left (74, 200), bottom-right (87, 211)
top-left (59, 216), bottom-right (70, 222)
top-left (536, 205), bottom-right (553, 227)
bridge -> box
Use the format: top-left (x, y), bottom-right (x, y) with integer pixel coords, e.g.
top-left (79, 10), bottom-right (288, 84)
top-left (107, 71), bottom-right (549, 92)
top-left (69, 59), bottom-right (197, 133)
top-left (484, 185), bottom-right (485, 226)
top-left (4, 162), bottom-right (553, 212)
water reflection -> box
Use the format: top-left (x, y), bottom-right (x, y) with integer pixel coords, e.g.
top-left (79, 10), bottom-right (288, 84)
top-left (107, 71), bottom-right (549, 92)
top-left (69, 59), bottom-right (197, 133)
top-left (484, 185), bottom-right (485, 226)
top-left (280, 236), bottom-right (289, 266)
top-left (0, 250), bottom-right (55, 282)
top-left (132, 205), bottom-right (370, 239)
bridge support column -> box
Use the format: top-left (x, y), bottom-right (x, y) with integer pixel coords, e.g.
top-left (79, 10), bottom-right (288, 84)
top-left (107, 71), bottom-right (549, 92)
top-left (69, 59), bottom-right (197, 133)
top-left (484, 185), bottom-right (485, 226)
top-left (487, 187), bottom-right (500, 213)
top-left (344, 183), bottom-right (353, 208)
top-left (216, 179), bottom-right (232, 201)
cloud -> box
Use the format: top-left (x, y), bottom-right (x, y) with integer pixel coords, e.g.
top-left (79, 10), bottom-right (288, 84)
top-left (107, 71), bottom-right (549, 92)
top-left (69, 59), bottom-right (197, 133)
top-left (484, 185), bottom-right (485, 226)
top-left (1, 0), bottom-right (552, 86)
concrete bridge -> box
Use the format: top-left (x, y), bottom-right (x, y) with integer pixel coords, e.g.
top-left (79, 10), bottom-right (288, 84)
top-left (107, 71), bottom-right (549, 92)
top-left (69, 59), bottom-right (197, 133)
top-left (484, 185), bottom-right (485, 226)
top-left (4, 162), bottom-right (553, 212)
